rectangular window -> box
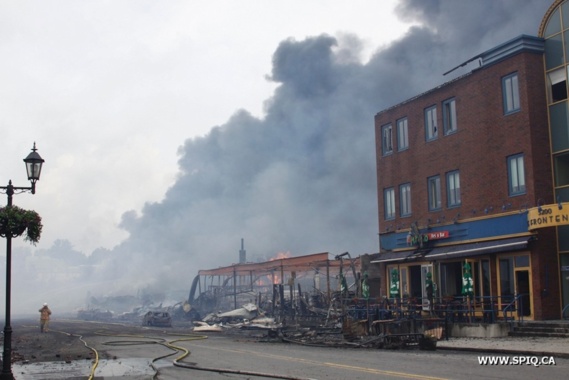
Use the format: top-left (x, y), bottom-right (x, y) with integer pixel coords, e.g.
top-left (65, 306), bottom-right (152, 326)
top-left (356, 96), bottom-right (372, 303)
top-left (499, 257), bottom-right (515, 305)
top-left (446, 170), bottom-right (461, 207)
top-left (547, 67), bottom-right (567, 103)
top-left (384, 187), bottom-right (395, 220)
top-left (428, 175), bottom-right (442, 211)
top-left (508, 154), bottom-right (526, 196)
top-left (425, 106), bottom-right (438, 141)
top-left (514, 255), bottom-right (530, 268)
top-left (443, 98), bottom-right (457, 135)
top-left (550, 102), bottom-right (569, 152)
top-left (440, 262), bottom-right (462, 297)
top-left (399, 183), bottom-right (411, 217)
top-left (400, 267), bottom-right (408, 297)
top-left (382, 124), bottom-right (393, 155)
top-left (397, 118), bottom-right (409, 151)
top-left (503, 73), bottom-right (520, 114)
top-left (481, 260), bottom-right (491, 298)
top-left (555, 152), bottom-right (569, 186)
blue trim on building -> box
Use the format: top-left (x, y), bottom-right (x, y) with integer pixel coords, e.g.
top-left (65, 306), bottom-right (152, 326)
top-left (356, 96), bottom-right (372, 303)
top-left (380, 212), bottom-right (529, 251)
top-left (480, 35), bottom-right (545, 67)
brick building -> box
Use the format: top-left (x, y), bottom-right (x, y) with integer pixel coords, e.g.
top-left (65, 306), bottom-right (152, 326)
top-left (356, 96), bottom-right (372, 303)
top-left (371, 1), bottom-right (569, 321)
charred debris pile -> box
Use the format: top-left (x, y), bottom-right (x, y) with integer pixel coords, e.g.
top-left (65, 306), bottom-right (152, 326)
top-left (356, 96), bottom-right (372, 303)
top-left (76, 252), bottom-right (444, 350)
top-left (187, 251), bottom-right (443, 349)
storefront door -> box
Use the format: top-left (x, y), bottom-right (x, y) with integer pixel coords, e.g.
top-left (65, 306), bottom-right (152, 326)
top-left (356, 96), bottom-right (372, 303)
top-left (515, 270), bottom-right (531, 317)
top-left (498, 254), bottom-right (532, 319)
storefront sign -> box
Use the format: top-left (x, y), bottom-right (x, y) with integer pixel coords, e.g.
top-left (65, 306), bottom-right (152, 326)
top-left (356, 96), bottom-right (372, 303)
top-left (426, 231), bottom-right (449, 240)
top-left (527, 202), bottom-right (569, 230)
top-left (407, 230), bottom-right (450, 246)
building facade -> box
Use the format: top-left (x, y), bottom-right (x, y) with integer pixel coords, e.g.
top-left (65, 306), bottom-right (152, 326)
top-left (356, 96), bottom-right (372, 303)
top-left (372, 6), bottom-right (569, 320)
top-left (541, 0), bottom-right (569, 320)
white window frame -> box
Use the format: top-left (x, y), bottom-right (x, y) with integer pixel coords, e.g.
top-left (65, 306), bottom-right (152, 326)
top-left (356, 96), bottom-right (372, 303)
top-left (399, 183), bottom-right (411, 217)
top-left (443, 98), bottom-right (457, 135)
top-left (384, 187), bottom-right (396, 220)
top-left (508, 154), bottom-right (526, 195)
top-left (428, 175), bottom-right (442, 211)
top-left (446, 170), bottom-right (461, 207)
top-left (382, 124), bottom-right (393, 156)
top-left (503, 73), bottom-right (520, 114)
top-left (425, 106), bottom-right (438, 141)
top-left (397, 117), bottom-right (409, 151)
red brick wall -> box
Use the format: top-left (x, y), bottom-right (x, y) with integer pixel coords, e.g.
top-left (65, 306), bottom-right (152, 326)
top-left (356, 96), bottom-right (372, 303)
top-left (374, 50), bottom-right (563, 319)
top-left (375, 51), bottom-right (550, 231)
top-left (531, 228), bottom-right (561, 319)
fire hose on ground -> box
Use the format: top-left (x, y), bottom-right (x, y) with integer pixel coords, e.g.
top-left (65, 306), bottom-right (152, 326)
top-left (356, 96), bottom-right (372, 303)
top-left (100, 330), bottom-right (316, 380)
top-left (48, 325), bottom-right (317, 380)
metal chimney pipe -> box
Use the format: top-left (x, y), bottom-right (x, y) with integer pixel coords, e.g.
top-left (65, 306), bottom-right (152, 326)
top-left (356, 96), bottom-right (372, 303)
top-left (239, 238), bottom-right (246, 264)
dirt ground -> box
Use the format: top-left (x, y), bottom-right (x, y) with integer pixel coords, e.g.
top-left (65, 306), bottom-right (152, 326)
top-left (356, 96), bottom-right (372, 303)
top-left (1, 318), bottom-right (160, 366)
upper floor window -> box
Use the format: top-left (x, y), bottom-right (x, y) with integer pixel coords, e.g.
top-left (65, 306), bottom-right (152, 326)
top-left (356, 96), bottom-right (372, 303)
top-left (547, 67), bottom-right (567, 103)
top-left (382, 124), bottom-right (393, 155)
top-left (443, 98), bottom-right (457, 135)
top-left (502, 73), bottom-right (520, 114)
top-left (428, 175), bottom-right (442, 211)
top-left (508, 154), bottom-right (526, 196)
top-left (399, 183), bottom-right (412, 217)
top-left (397, 118), bottom-right (409, 151)
top-left (384, 187), bottom-right (396, 220)
top-left (425, 106), bottom-right (438, 141)
top-left (446, 170), bottom-right (461, 207)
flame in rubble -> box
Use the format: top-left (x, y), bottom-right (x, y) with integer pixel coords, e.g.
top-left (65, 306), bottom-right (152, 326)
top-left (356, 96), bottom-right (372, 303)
top-left (269, 251), bottom-right (291, 261)
top-left (266, 252), bottom-right (291, 284)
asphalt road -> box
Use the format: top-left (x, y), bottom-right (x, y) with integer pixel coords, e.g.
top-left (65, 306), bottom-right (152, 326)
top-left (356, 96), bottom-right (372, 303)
top-left (5, 319), bottom-right (569, 380)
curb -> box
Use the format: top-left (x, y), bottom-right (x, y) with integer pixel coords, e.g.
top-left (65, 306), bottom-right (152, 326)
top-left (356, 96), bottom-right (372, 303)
top-left (436, 345), bottom-right (569, 359)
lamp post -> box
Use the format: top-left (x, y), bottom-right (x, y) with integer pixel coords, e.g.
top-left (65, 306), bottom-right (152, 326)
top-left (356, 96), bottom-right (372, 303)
top-left (0, 143), bottom-right (44, 380)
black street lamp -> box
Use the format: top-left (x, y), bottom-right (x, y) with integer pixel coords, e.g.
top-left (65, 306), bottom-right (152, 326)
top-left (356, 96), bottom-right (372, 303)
top-left (0, 143), bottom-right (44, 380)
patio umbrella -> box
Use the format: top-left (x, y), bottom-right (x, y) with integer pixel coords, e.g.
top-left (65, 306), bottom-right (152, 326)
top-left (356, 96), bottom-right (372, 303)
top-left (426, 272), bottom-right (434, 300)
top-left (461, 262), bottom-right (474, 297)
top-left (340, 272), bottom-right (348, 294)
top-left (362, 272), bottom-right (370, 299)
top-left (461, 262), bottom-right (474, 321)
top-left (389, 269), bottom-right (400, 298)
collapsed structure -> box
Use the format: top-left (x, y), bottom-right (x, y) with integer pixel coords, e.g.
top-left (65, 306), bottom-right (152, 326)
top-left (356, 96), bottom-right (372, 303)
top-left (188, 250), bottom-right (444, 349)
top-left (188, 252), bottom-right (359, 321)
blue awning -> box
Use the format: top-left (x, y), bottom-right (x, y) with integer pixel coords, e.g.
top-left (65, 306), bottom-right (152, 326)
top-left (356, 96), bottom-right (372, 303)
top-left (424, 236), bottom-right (532, 260)
top-left (370, 250), bottom-right (416, 263)
top-left (370, 236), bottom-right (533, 264)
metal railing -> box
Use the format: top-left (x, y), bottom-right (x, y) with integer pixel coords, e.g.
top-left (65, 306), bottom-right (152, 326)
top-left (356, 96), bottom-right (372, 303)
top-left (502, 294), bottom-right (524, 328)
top-left (562, 303), bottom-right (569, 320)
top-left (344, 295), bottom-right (528, 324)
top-left (340, 294), bottom-right (534, 339)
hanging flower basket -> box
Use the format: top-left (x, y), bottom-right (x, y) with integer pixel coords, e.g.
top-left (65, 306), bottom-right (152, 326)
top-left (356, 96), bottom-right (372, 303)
top-left (0, 205), bottom-right (43, 244)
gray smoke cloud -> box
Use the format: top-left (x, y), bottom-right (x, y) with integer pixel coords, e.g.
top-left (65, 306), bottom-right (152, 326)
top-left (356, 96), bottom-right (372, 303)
top-left (10, 0), bottom-right (550, 315)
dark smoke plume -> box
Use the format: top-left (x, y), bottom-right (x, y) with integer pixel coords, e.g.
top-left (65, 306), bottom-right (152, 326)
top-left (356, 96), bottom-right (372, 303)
top-left (12, 0), bottom-right (550, 314)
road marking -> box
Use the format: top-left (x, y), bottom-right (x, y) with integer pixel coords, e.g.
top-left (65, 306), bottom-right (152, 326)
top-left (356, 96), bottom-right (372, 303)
top-left (188, 342), bottom-right (448, 380)
top-left (322, 361), bottom-right (447, 379)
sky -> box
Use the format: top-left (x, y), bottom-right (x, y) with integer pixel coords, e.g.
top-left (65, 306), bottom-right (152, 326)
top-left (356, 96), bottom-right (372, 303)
top-left (0, 0), bottom-right (414, 255)
top-left (0, 0), bottom-right (551, 315)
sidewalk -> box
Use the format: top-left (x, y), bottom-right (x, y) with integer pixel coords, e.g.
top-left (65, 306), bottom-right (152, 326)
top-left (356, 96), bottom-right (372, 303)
top-left (437, 336), bottom-right (569, 358)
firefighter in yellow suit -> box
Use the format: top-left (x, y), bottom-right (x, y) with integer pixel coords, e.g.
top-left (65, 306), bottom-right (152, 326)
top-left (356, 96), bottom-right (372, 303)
top-left (39, 303), bottom-right (52, 333)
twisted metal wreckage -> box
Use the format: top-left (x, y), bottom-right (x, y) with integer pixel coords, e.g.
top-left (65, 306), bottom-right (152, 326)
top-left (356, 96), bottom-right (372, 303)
top-left (187, 252), bottom-right (444, 350)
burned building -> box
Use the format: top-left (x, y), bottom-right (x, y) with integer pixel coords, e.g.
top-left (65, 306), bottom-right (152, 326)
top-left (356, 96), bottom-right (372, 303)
top-left (189, 251), bottom-right (363, 321)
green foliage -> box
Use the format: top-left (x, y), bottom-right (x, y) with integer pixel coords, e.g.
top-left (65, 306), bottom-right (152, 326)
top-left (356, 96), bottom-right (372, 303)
top-left (0, 205), bottom-right (43, 244)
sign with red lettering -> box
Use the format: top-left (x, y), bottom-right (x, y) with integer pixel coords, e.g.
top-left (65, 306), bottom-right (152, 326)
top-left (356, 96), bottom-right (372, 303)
top-left (427, 231), bottom-right (449, 240)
